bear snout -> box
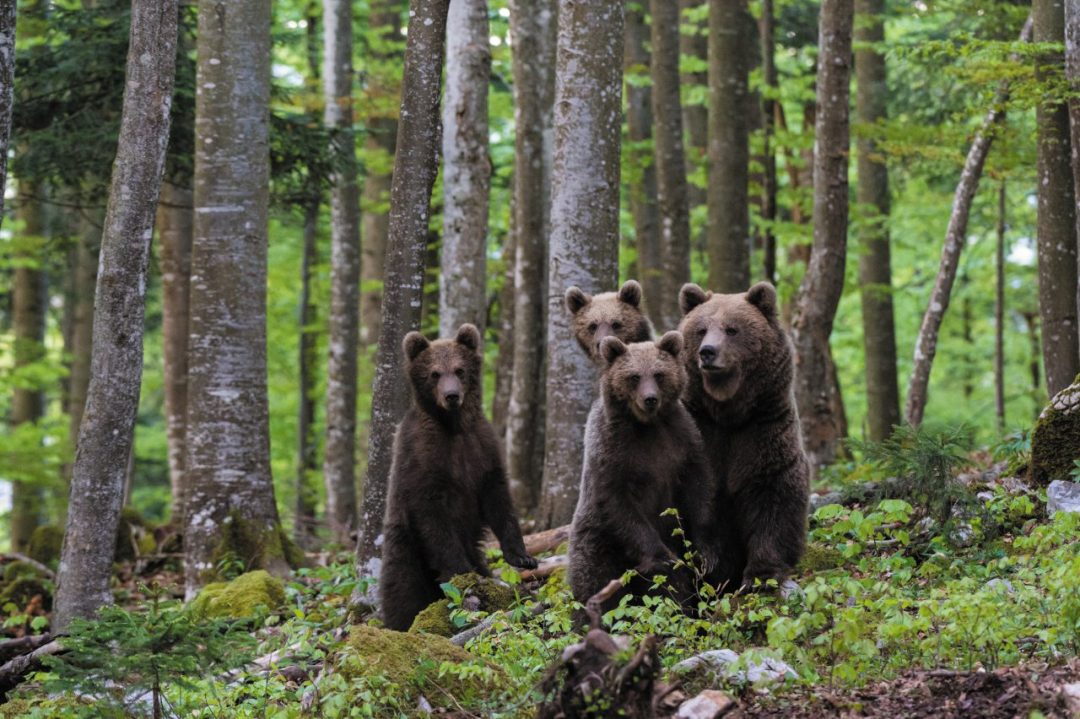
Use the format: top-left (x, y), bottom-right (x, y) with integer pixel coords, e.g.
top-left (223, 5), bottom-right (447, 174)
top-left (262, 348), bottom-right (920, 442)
top-left (437, 376), bottom-right (463, 409)
top-left (643, 395), bottom-right (658, 410)
top-left (698, 344), bottom-right (717, 364)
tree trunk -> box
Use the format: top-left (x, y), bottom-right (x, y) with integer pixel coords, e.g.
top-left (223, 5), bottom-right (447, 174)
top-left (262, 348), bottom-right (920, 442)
top-left (707, 0), bottom-right (751, 293)
top-left (184, 0), bottom-right (289, 597)
top-left (905, 19), bottom-right (1032, 427)
top-left (760, 0), bottom-right (778, 285)
top-left (157, 182), bottom-right (193, 522)
top-left (791, 0), bottom-right (853, 469)
top-left (53, 0), bottom-right (177, 630)
top-left (0, 0), bottom-right (13, 230)
top-left (359, 0), bottom-right (403, 346)
top-left (995, 179), bottom-right (1007, 432)
top-left (1024, 311), bottom-right (1042, 418)
top-left (855, 0), bottom-right (899, 441)
top-left (506, 0), bottom-right (556, 512)
top-left (65, 211), bottom-right (100, 490)
top-left (322, 0), bottom-right (362, 548)
top-left (10, 186), bottom-right (47, 553)
top-left (623, 0), bottom-right (661, 318)
top-left (492, 224), bottom-right (515, 438)
top-left (538, 0), bottom-right (623, 529)
top-left (1064, 0), bottom-right (1080, 387)
top-left (679, 0), bottom-right (707, 258)
top-left (651, 0), bottom-right (691, 332)
top-left (296, 201), bottom-right (320, 546)
top-left (354, 0), bottom-right (450, 577)
top-left (440, 0), bottom-right (490, 335)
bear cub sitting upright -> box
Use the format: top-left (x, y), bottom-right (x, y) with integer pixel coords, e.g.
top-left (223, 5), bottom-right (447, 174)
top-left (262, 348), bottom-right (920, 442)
top-left (564, 279), bottom-right (654, 364)
top-left (379, 324), bottom-right (537, 631)
top-left (568, 332), bottom-right (713, 614)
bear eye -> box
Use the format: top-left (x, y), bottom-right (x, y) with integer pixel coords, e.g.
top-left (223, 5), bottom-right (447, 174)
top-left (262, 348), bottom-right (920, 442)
top-left (697, 327), bottom-right (707, 337)
top-left (454, 368), bottom-right (465, 379)
top-left (725, 326), bottom-right (739, 337)
top-left (430, 371), bottom-right (440, 380)
top-left (629, 374), bottom-right (641, 385)
top-left (588, 322), bottom-right (598, 334)
top-left (612, 321), bottom-right (622, 331)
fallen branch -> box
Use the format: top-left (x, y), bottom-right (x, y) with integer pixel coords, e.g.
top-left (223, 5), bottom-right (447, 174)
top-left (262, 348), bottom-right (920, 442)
top-left (586, 578), bottom-right (625, 631)
top-left (497, 554), bottom-right (568, 582)
top-left (485, 524), bottom-right (571, 557)
top-left (449, 601), bottom-right (547, 647)
top-left (0, 553), bottom-right (56, 581)
top-left (0, 634), bottom-right (53, 665)
top-left (0, 639), bottom-right (64, 698)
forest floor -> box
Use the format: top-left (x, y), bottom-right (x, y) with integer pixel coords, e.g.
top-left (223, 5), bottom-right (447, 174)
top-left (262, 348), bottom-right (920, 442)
top-left (3, 434), bottom-right (1080, 717)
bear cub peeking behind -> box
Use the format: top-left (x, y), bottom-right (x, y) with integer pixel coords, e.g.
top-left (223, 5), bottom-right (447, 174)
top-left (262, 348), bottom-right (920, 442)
top-left (564, 279), bottom-right (654, 364)
top-left (378, 324), bottom-right (537, 631)
top-left (568, 332), bottom-right (713, 615)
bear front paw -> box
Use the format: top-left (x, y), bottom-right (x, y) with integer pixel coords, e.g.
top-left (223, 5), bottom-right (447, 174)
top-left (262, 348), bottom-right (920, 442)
top-left (505, 551), bottom-right (538, 570)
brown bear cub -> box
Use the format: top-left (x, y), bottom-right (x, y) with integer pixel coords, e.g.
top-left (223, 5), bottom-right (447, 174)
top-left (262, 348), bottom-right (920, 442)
top-left (378, 324), bottom-right (537, 631)
top-left (568, 332), bottom-right (714, 615)
top-left (564, 280), bottom-right (654, 363)
top-left (678, 282), bottom-right (810, 591)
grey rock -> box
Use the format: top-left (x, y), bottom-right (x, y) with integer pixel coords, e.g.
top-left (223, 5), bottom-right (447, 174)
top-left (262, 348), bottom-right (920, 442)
top-left (672, 649), bottom-right (797, 684)
top-left (1047, 480), bottom-right (1080, 516)
top-left (676, 690), bottom-right (735, 719)
top-left (983, 578), bottom-right (1014, 594)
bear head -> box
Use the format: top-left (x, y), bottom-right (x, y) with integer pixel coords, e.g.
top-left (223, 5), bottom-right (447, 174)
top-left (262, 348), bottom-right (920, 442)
top-left (565, 280), bottom-right (653, 363)
top-left (677, 281), bottom-right (790, 406)
top-left (599, 331), bottom-right (686, 424)
top-left (402, 324), bottom-right (483, 418)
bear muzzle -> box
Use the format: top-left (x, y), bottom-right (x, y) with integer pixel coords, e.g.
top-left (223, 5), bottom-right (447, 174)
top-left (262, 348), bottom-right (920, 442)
top-left (437, 375), bottom-right (464, 410)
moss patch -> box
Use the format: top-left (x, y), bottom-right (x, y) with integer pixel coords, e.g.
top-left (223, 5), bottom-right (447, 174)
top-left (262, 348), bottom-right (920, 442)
top-left (409, 600), bottom-right (456, 637)
top-left (797, 543), bottom-right (846, 573)
top-left (188, 570), bottom-right (286, 620)
top-left (337, 624), bottom-right (504, 712)
top-left (201, 512), bottom-right (302, 585)
top-left (27, 525), bottom-right (63, 565)
top-left (0, 561), bottom-right (52, 610)
top-left (408, 573), bottom-right (517, 637)
top-left (1030, 374), bottom-right (1080, 486)
top-left (0, 695), bottom-right (86, 718)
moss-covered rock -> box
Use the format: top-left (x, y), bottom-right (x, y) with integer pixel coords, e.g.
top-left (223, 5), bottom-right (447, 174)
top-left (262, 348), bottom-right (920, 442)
top-left (797, 543), bottom-right (845, 573)
top-left (0, 561), bottom-right (52, 610)
top-left (1031, 374), bottom-right (1080, 486)
top-left (188, 570), bottom-right (286, 620)
top-left (0, 695), bottom-right (87, 718)
top-left (337, 624), bottom-right (504, 712)
top-left (408, 573), bottom-right (517, 637)
top-left (27, 525), bottom-right (63, 565)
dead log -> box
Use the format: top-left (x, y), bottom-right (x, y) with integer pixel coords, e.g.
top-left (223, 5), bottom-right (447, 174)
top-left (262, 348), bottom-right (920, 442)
top-left (0, 639), bottom-right (64, 700)
top-left (485, 524), bottom-right (571, 556)
top-left (496, 553), bottom-right (568, 582)
top-left (0, 634), bottom-right (52, 665)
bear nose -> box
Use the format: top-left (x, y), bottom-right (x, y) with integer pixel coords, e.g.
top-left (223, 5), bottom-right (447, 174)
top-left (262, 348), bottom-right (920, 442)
top-left (444, 391), bottom-right (461, 405)
top-left (699, 345), bottom-right (717, 364)
top-left (643, 396), bottom-right (658, 410)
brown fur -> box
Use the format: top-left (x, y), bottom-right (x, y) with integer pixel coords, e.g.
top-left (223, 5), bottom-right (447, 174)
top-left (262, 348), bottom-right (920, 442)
top-left (677, 282), bottom-right (810, 590)
top-left (568, 332), bottom-right (713, 615)
top-left (565, 280), bottom-right (654, 364)
top-left (379, 324), bottom-right (537, 631)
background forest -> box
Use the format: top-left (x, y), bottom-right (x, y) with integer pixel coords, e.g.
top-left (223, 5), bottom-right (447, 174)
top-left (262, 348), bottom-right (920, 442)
top-left (0, 0), bottom-right (1079, 716)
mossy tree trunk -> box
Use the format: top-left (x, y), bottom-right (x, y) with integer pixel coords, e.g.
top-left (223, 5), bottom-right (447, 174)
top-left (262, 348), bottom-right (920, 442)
top-left (184, 0), bottom-right (290, 596)
top-left (54, 0), bottom-right (178, 630)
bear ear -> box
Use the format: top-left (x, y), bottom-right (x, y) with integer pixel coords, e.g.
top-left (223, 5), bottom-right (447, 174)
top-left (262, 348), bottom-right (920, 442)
top-left (746, 282), bottom-right (778, 321)
top-left (565, 286), bottom-right (591, 316)
top-left (455, 323), bottom-right (482, 352)
top-left (403, 332), bottom-right (430, 362)
top-left (657, 331), bottom-right (684, 358)
top-left (600, 336), bottom-right (627, 366)
top-left (679, 283), bottom-right (710, 315)
top-left (617, 279), bottom-right (643, 308)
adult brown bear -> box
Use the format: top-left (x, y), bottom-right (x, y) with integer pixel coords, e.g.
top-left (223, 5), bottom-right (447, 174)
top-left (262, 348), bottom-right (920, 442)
top-left (678, 282), bottom-right (809, 591)
top-left (378, 324), bottom-right (537, 631)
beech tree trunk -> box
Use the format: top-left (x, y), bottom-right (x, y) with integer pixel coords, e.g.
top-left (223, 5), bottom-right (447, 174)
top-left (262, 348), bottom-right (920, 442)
top-left (65, 212), bottom-right (100, 487)
top-left (506, 0), bottom-right (556, 511)
top-left (53, 0), bottom-right (177, 630)
top-left (440, 0), bottom-right (490, 335)
top-left (360, 0), bottom-right (403, 346)
top-left (760, 0), bottom-right (778, 284)
top-left (995, 179), bottom-right (1007, 432)
top-left (680, 0), bottom-right (708, 257)
top-left (296, 201), bottom-right (320, 546)
top-left (623, 1), bottom-right (661, 318)
top-left (322, 0), bottom-right (362, 547)
top-left (0, 0), bottom-right (13, 229)
top-left (651, 0), bottom-right (691, 332)
top-left (707, 0), bottom-right (751, 293)
top-left (492, 225), bottom-right (515, 438)
top-left (184, 0), bottom-right (289, 597)
top-left (855, 0), bottom-right (899, 441)
top-left (354, 0), bottom-right (450, 577)
top-left (538, 0), bottom-right (623, 529)
top-left (905, 19), bottom-right (1032, 427)
top-left (157, 182), bottom-right (193, 521)
top-left (791, 0), bottom-right (853, 469)
top-left (1064, 0), bottom-right (1080, 388)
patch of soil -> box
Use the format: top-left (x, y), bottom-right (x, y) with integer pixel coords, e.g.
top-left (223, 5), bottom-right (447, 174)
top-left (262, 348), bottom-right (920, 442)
top-left (730, 661), bottom-right (1079, 718)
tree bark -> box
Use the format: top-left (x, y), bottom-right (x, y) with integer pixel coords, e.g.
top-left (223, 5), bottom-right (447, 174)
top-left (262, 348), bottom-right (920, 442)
top-left (296, 201), bottom-right (320, 546)
top-left (905, 19), bottom-right (1032, 427)
top-left (1024, 311), bottom-right (1042, 419)
top-left (157, 181), bottom-right (193, 522)
top-left (680, 0), bottom-right (708, 258)
top-left (651, 0), bottom-right (691, 332)
top-left (538, 0), bottom-right (623, 529)
top-left (1064, 0), bottom-right (1080, 387)
top-left (440, 0), bottom-right (490, 336)
top-left (707, 0), bottom-right (751, 293)
top-left (53, 0), bottom-right (177, 630)
top-left (760, 0), bottom-right (778, 285)
top-left (855, 0), bottom-right (899, 441)
top-left (791, 0), bottom-right (853, 469)
top-left (506, 0), bottom-right (556, 512)
top-left (184, 0), bottom-right (288, 597)
top-left (359, 0), bottom-right (403, 346)
top-left (64, 212), bottom-right (102, 490)
top-left (10, 187), bottom-right (47, 553)
top-left (995, 179), bottom-right (1007, 432)
top-left (623, 0), bottom-right (661, 319)
top-left (354, 0), bottom-right (450, 577)
top-left (0, 0), bottom-right (13, 230)
top-left (322, 0), bottom-right (362, 547)
top-left (492, 224), bottom-right (515, 439)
